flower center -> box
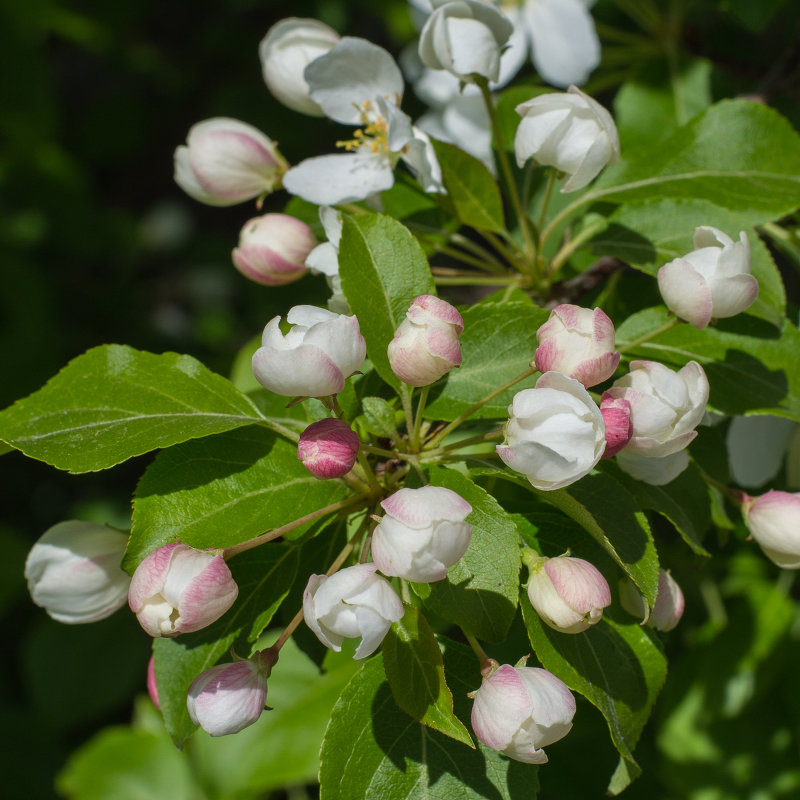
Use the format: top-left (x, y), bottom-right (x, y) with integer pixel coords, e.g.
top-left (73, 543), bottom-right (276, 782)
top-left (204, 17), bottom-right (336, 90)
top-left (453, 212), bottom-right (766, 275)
top-left (336, 102), bottom-right (390, 155)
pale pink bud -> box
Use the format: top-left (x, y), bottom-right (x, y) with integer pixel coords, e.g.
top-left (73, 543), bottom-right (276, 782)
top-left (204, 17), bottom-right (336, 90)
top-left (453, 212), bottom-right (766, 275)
top-left (526, 555), bottom-right (611, 633)
top-left (303, 563), bottom-right (404, 659)
top-left (471, 664), bottom-right (576, 763)
top-left (744, 490), bottom-right (800, 569)
top-left (534, 304), bottom-right (620, 387)
top-left (388, 295), bottom-right (464, 387)
top-left (600, 393), bottom-right (633, 459)
top-left (147, 657), bottom-right (161, 711)
top-left (173, 118), bottom-right (287, 207)
top-left (128, 544), bottom-right (238, 637)
top-left (371, 486), bottom-right (473, 582)
top-left (24, 521), bottom-right (130, 624)
top-left (657, 227), bottom-right (757, 328)
top-left (297, 418), bottom-right (360, 479)
top-left (252, 305), bottom-right (367, 397)
top-left (232, 214), bottom-right (315, 286)
top-left (187, 650), bottom-right (274, 736)
top-left (619, 569), bottom-right (685, 632)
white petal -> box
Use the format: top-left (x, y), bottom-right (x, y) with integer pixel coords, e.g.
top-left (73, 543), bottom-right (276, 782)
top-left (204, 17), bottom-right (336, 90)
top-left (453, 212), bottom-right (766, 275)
top-left (616, 449), bottom-right (690, 485)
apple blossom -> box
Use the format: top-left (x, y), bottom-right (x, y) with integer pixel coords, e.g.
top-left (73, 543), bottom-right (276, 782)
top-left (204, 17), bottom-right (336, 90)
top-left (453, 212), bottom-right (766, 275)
top-left (526, 554), bottom-right (611, 634)
top-left (252, 305), bottom-right (366, 398)
top-left (471, 663), bottom-right (576, 763)
top-left (259, 18), bottom-right (339, 116)
top-left (282, 37), bottom-right (442, 205)
top-left (297, 418), bottom-right (360, 480)
top-left (418, 0), bottom-right (514, 84)
top-left (371, 486), bottom-right (473, 582)
top-left (128, 543), bottom-right (238, 638)
top-left (173, 118), bottom-right (287, 206)
top-left (619, 570), bottom-right (685, 632)
top-left (497, 372), bottom-right (606, 491)
top-left (305, 206), bottom-right (349, 314)
top-left (515, 86), bottom-right (620, 192)
top-left (388, 295), bottom-right (464, 387)
top-left (534, 304), bottom-right (620, 387)
top-left (231, 214), bottom-right (315, 286)
top-left (187, 651), bottom-right (275, 736)
top-left (657, 227), bottom-right (757, 328)
top-left (599, 394), bottom-right (633, 459)
top-left (744, 490), bottom-right (800, 569)
top-left (24, 520), bottom-right (130, 624)
top-left (303, 563), bottom-right (404, 659)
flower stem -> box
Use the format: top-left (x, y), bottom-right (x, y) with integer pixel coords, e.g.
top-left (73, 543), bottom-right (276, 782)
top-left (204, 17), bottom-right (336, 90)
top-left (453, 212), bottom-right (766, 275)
top-left (399, 384), bottom-right (416, 447)
top-left (412, 385), bottom-right (430, 451)
top-left (420, 429), bottom-right (503, 460)
top-left (617, 316), bottom-right (680, 354)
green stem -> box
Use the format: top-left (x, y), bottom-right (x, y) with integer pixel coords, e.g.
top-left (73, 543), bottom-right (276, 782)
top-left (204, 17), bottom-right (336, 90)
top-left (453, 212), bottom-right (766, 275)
top-left (399, 384), bottom-right (415, 448)
top-left (437, 244), bottom-right (507, 273)
top-left (361, 443), bottom-right (399, 459)
top-left (463, 629), bottom-right (491, 670)
top-left (536, 168), bottom-right (558, 233)
top-left (433, 273), bottom-right (521, 287)
top-left (481, 230), bottom-right (528, 272)
top-left (420, 429), bottom-right (503, 460)
top-left (255, 417), bottom-right (301, 443)
top-left (547, 218), bottom-right (609, 279)
top-left (426, 364), bottom-right (538, 449)
top-left (271, 606), bottom-right (305, 654)
top-left (617, 316), bottom-right (680, 354)
top-left (412, 385), bottom-right (430, 451)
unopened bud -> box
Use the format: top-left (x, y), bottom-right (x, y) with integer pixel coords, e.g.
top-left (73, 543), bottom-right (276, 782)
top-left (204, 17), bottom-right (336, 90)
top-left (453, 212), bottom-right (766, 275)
top-left (297, 418), bottom-right (360, 479)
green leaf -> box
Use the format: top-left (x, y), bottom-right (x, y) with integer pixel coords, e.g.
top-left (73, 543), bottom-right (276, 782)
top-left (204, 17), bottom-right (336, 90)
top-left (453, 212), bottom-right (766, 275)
top-left (0, 345), bottom-right (265, 473)
top-left (153, 544), bottom-right (299, 746)
top-left (424, 300), bottom-right (547, 422)
top-left (414, 467), bottom-right (520, 643)
top-left (431, 139), bottom-right (506, 234)
top-left (616, 306), bottom-right (800, 421)
top-left (592, 198), bottom-right (785, 325)
top-left (125, 426), bottom-right (349, 570)
top-left (360, 396), bottom-right (399, 438)
top-left (383, 604), bottom-right (473, 747)
top-left (601, 461), bottom-right (712, 557)
top-left (522, 595), bottom-right (667, 794)
top-left (338, 213), bottom-right (435, 389)
top-left (319, 642), bottom-right (535, 800)
top-left (592, 100), bottom-right (800, 219)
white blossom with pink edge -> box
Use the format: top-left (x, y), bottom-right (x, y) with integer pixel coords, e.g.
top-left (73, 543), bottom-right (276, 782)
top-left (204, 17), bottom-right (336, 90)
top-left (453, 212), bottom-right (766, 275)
top-left (173, 118), bottom-right (287, 206)
top-left (25, 520), bottom-right (130, 624)
top-left (619, 569), bottom-right (685, 632)
top-left (187, 651), bottom-right (274, 736)
top-left (297, 418), bottom-right (360, 480)
top-left (534, 304), bottom-right (620, 387)
top-left (744, 490), bottom-right (800, 569)
top-left (252, 305), bottom-right (366, 398)
top-left (657, 227), bottom-right (757, 329)
top-left (232, 214), bottom-right (315, 286)
top-left (388, 295), bottom-right (464, 387)
top-left (599, 394), bottom-right (633, 459)
top-left (497, 372), bottom-right (606, 491)
top-left (471, 663), bottom-right (576, 763)
top-left (303, 563), bottom-right (404, 659)
top-left (371, 486), bottom-right (473, 582)
top-left (128, 544), bottom-right (238, 637)
top-left (526, 554), bottom-right (611, 634)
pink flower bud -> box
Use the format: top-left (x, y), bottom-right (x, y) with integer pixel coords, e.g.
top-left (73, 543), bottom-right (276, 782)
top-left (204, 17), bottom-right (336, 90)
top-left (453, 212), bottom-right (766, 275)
top-left (534, 304), bottom-right (620, 388)
top-left (174, 118), bottom-right (287, 207)
top-left (471, 664), bottom-right (575, 763)
top-left (252, 305), bottom-right (367, 398)
top-left (187, 651), bottom-right (274, 736)
top-left (297, 418), bottom-right (360, 479)
top-left (744, 490), bottom-right (800, 569)
top-left (599, 393), bottom-right (633, 459)
top-left (128, 544), bottom-right (238, 637)
top-left (619, 569), bottom-right (685, 632)
top-left (303, 563), bottom-right (404, 659)
top-left (24, 521), bottom-right (131, 624)
top-left (526, 555), bottom-right (611, 634)
top-left (657, 227), bottom-right (757, 329)
top-left (147, 657), bottom-right (161, 711)
top-left (388, 295), bottom-right (464, 387)
top-left (371, 486), bottom-right (473, 582)
top-left (232, 214), bottom-right (315, 286)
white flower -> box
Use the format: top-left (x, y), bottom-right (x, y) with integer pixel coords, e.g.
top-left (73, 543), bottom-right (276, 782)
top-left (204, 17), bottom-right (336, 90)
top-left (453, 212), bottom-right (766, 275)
top-left (252, 305), bottom-right (366, 398)
top-left (619, 570), bottom-right (685, 632)
top-left (471, 663), bottom-right (576, 764)
top-left (497, 372), bottom-right (606, 490)
top-left (744, 490), bottom-right (800, 569)
top-left (259, 18), bottom-right (340, 116)
top-left (305, 206), bottom-right (349, 314)
top-left (174, 118), bottom-right (287, 206)
top-left (303, 563), bottom-right (404, 658)
top-left (515, 86), bottom-right (620, 192)
top-left (282, 38), bottom-right (443, 205)
top-left (25, 521), bottom-right (130, 624)
top-left (371, 486), bottom-right (473, 582)
top-left (128, 544), bottom-right (238, 637)
top-left (418, 0), bottom-right (514, 84)
top-left (657, 227), bottom-right (758, 328)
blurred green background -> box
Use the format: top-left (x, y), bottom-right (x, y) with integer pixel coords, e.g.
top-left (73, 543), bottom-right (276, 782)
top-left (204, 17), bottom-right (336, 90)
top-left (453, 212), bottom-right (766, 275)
top-left (2, 1), bottom-right (800, 798)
